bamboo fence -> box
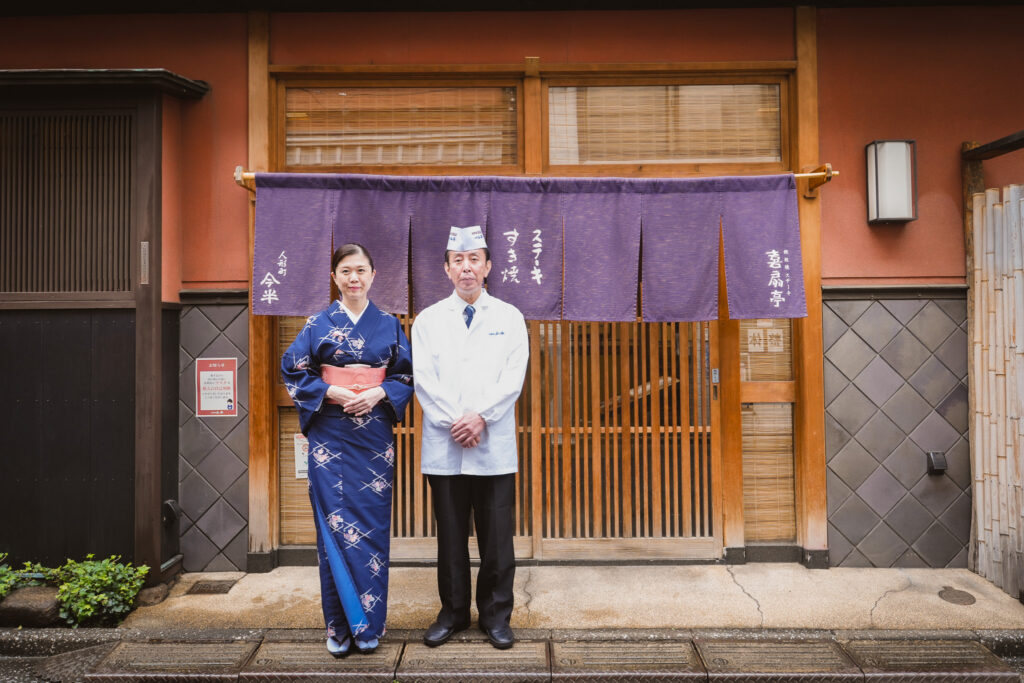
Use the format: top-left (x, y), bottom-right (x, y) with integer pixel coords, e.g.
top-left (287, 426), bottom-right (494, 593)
top-left (969, 184), bottom-right (1023, 599)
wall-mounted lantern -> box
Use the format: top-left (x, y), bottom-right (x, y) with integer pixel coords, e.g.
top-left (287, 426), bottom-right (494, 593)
top-left (866, 140), bottom-right (917, 223)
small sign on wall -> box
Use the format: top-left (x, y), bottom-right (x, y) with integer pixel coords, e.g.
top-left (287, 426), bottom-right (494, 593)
top-left (196, 358), bottom-right (238, 417)
top-left (294, 433), bottom-right (308, 479)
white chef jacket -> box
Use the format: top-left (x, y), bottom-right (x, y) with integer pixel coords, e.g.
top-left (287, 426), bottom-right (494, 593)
top-left (412, 289), bottom-right (529, 476)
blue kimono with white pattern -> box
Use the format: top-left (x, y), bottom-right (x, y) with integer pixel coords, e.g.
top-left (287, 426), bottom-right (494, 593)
top-left (281, 299), bottom-right (413, 642)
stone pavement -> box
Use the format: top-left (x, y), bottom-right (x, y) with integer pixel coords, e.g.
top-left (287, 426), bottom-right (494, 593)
top-left (2, 564), bottom-right (1024, 680)
top-left (123, 564), bottom-right (1024, 631)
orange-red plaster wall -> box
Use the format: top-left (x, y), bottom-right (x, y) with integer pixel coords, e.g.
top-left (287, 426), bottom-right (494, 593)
top-left (0, 14), bottom-right (251, 296)
top-left (818, 6), bottom-right (1024, 286)
top-left (270, 9), bottom-right (794, 65)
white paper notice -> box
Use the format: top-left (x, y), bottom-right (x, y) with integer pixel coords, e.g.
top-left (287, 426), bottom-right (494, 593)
top-left (294, 433), bottom-right (308, 479)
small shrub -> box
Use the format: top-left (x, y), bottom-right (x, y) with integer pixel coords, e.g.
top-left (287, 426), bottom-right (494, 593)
top-left (0, 555), bottom-right (15, 601)
top-left (0, 554), bottom-right (50, 600)
top-left (53, 554), bottom-right (149, 627)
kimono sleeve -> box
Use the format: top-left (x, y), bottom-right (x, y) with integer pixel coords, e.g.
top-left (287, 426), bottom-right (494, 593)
top-left (380, 316), bottom-right (414, 424)
top-left (280, 314), bottom-right (329, 435)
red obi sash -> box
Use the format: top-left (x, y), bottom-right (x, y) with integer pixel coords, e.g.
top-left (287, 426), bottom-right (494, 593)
top-left (322, 365), bottom-right (386, 404)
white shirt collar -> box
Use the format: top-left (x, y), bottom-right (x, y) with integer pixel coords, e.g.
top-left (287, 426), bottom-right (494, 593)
top-left (340, 300), bottom-right (368, 324)
top-left (447, 288), bottom-right (490, 311)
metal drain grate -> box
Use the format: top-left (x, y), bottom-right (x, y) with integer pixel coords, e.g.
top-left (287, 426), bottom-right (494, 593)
top-left (186, 579), bottom-right (238, 595)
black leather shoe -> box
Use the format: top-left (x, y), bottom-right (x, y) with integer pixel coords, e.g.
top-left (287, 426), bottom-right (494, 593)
top-left (480, 623), bottom-right (515, 650)
top-left (423, 620), bottom-right (469, 647)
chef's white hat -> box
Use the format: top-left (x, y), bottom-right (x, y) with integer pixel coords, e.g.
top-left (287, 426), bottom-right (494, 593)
top-left (447, 225), bottom-right (488, 252)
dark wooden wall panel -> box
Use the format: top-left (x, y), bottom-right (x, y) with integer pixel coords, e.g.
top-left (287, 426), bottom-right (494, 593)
top-left (0, 309), bottom-right (134, 566)
top-left (160, 307), bottom-right (180, 568)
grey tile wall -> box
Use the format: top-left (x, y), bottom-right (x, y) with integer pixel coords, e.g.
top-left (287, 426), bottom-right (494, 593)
top-left (825, 294), bottom-right (970, 568)
top-left (178, 304), bottom-right (249, 572)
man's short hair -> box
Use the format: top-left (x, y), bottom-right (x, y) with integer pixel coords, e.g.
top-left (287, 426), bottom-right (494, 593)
top-left (444, 248), bottom-right (491, 265)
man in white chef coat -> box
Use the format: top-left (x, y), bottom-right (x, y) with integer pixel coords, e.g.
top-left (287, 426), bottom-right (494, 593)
top-left (412, 226), bottom-right (529, 650)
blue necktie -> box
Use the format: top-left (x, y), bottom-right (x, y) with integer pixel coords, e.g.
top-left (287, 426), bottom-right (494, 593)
top-left (463, 304), bottom-right (475, 328)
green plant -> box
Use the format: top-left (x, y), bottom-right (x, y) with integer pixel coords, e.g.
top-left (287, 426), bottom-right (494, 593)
top-left (53, 554), bottom-right (149, 627)
top-left (0, 554), bottom-right (51, 600)
top-left (0, 555), bottom-right (15, 601)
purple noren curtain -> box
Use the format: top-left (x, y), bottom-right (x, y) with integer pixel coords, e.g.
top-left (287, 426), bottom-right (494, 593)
top-left (410, 186), bottom-right (490, 314)
top-left (641, 189), bottom-right (721, 322)
top-left (251, 173), bottom-right (806, 322)
top-left (252, 181), bottom-right (335, 316)
top-left (562, 189), bottom-right (641, 322)
top-left (335, 188), bottom-right (411, 314)
top-left (486, 190), bottom-right (563, 320)
top-left (720, 174), bottom-right (806, 319)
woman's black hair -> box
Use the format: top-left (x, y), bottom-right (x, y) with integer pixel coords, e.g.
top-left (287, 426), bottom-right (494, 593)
top-left (332, 243), bottom-right (374, 272)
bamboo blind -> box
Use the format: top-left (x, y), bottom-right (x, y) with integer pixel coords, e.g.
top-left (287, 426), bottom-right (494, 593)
top-left (741, 403), bottom-right (796, 543)
top-left (285, 87), bottom-right (518, 167)
top-left (0, 113), bottom-right (132, 293)
top-left (739, 319), bottom-right (793, 381)
top-left (548, 84), bottom-right (781, 165)
top-left (276, 316), bottom-right (716, 550)
top-left (969, 185), bottom-right (1023, 599)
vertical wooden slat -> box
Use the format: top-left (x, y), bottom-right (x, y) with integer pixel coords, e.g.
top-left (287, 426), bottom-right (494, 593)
top-left (703, 322), bottom-right (713, 535)
top-left (578, 323), bottom-right (590, 536)
top-left (617, 323), bottom-right (632, 536)
top-left (650, 324), bottom-right (664, 537)
top-left (589, 322), bottom-right (603, 538)
top-left (523, 65), bottom-right (542, 176)
top-left (664, 323), bottom-right (678, 536)
top-left (560, 322), bottom-right (573, 536)
top-left (529, 321), bottom-right (544, 556)
top-left (793, 5), bottom-right (828, 557)
top-left (682, 322), bottom-right (692, 536)
top-left (696, 322), bottom-right (707, 536)
top-left (633, 322), bottom-right (645, 536)
top-left (719, 221), bottom-right (745, 549)
top-left (247, 9), bottom-right (276, 564)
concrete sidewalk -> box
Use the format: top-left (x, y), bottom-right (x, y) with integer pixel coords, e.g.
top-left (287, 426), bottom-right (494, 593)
top-left (121, 564), bottom-right (1024, 631)
top-left (4, 565), bottom-right (1024, 681)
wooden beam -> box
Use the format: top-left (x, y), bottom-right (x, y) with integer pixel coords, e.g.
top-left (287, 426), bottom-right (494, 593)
top-left (740, 382), bottom-right (797, 403)
top-left (523, 58), bottom-right (542, 175)
top-left (268, 60), bottom-right (798, 78)
top-left (718, 228), bottom-right (744, 551)
top-left (247, 10), bottom-right (277, 567)
top-left (961, 130), bottom-right (1024, 161)
top-left (792, 5), bottom-right (828, 563)
top-left (134, 95), bottom-right (164, 584)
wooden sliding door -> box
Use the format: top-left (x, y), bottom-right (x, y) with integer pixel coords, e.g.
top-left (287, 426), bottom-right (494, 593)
top-left (529, 320), bottom-right (721, 559)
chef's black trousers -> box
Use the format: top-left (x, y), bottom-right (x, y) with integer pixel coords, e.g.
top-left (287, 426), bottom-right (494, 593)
top-left (427, 473), bottom-right (516, 630)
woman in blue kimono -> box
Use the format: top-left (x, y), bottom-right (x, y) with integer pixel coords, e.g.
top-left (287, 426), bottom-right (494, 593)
top-left (281, 243), bottom-right (413, 657)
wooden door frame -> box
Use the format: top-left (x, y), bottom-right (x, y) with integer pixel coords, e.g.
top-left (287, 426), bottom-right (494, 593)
top-left (792, 6), bottom-right (828, 568)
top-left (245, 7), bottom-right (828, 569)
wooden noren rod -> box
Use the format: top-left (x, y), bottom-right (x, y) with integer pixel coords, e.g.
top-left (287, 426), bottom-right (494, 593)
top-left (961, 129), bottom-right (1024, 161)
top-left (233, 164), bottom-right (839, 192)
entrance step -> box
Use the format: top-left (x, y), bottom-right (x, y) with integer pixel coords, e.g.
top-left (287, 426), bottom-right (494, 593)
top-left (64, 633), bottom-right (1022, 682)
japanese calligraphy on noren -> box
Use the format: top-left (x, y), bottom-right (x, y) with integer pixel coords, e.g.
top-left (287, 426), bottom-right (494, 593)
top-left (259, 251), bottom-right (287, 305)
top-left (765, 248), bottom-right (792, 309)
top-left (500, 226), bottom-right (544, 288)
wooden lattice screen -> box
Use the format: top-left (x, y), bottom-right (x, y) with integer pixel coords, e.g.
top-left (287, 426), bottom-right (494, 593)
top-left (0, 112), bottom-right (132, 293)
top-left (277, 316), bottom-right (719, 560)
